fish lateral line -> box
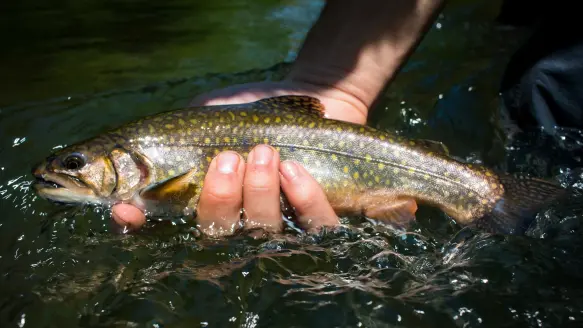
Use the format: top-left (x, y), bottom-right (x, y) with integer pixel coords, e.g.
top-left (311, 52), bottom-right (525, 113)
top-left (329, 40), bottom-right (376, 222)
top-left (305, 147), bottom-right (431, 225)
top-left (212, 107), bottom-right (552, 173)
top-left (147, 140), bottom-right (488, 197)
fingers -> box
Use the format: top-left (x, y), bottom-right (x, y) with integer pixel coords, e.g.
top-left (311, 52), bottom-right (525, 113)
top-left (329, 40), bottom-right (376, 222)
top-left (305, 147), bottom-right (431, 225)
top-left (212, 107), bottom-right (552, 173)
top-left (110, 147), bottom-right (340, 237)
top-left (196, 151), bottom-right (246, 236)
top-left (242, 145), bottom-right (283, 232)
top-left (280, 161), bottom-right (340, 231)
top-left (111, 203), bottom-right (147, 233)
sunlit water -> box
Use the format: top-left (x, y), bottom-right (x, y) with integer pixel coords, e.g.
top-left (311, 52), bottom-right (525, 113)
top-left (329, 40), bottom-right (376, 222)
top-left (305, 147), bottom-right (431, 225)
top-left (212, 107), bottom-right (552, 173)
top-left (2, 1), bottom-right (583, 327)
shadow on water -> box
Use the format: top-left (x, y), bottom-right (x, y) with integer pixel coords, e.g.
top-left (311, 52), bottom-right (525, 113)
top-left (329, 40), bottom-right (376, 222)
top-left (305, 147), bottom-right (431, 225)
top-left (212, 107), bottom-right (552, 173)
top-left (1, 0), bottom-right (583, 327)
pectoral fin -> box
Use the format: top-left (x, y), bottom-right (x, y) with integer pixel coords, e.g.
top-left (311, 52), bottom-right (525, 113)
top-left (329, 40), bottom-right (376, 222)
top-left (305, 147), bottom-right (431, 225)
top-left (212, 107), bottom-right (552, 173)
top-left (140, 168), bottom-right (200, 215)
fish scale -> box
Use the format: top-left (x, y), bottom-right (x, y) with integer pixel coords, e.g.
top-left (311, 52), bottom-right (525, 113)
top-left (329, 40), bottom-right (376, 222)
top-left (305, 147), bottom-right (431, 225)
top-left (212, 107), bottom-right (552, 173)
top-left (32, 96), bottom-right (567, 235)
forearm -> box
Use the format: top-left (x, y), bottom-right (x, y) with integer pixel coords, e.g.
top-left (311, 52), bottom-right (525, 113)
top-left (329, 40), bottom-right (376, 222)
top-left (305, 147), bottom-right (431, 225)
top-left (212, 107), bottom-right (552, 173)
top-left (287, 0), bottom-right (445, 118)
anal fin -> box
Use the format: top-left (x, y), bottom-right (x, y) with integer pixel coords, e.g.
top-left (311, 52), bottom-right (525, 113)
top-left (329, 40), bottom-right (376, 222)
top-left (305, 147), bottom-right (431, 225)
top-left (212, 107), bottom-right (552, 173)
top-left (363, 198), bottom-right (418, 228)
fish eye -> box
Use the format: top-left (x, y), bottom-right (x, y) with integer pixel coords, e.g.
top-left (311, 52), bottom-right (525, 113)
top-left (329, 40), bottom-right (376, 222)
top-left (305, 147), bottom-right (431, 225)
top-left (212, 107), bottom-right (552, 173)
top-left (63, 153), bottom-right (86, 170)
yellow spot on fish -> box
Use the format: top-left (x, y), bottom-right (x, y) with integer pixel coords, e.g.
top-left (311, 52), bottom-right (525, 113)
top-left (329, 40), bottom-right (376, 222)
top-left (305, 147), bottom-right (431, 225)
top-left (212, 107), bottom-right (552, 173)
top-left (196, 149), bottom-right (203, 154)
top-left (318, 143), bottom-right (323, 148)
top-left (276, 135), bottom-right (283, 141)
top-left (148, 124), bottom-right (155, 133)
top-left (378, 163), bottom-right (385, 170)
top-left (240, 112), bottom-right (247, 117)
top-left (253, 137), bottom-right (259, 143)
top-left (204, 138), bottom-right (210, 144)
top-left (264, 138), bottom-right (270, 144)
top-left (168, 170), bottom-right (175, 176)
top-left (375, 176), bottom-right (380, 183)
top-left (385, 179), bottom-right (391, 185)
top-left (228, 112), bottom-right (235, 120)
top-left (481, 199), bottom-right (488, 205)
top-left (424, 174), bottom-right (430, 180)
top-left (336, 127), bottom-right (342, 132)
top-left (214, 149), bottom-right (220, 155)
top-left (359, 127), bottom-right (365, 132)
top-left (408, 168), bottom-right (415, 173)
top-left (365, 154), bottom-right (372, 162)
top-left (165, 124), bottom-right (175, 129)
top-left (354, 159), bottom-right (360, 165)
top-left (224, 137), bottom-right (230, 143)
top-left (264, 117), bottom-right (271, 123)
top-left (331, 154), bottom-right (338, 161)
top-left (302, 140), bottom-right (309, 146)
top-left (169, 136), bottom-right (175, 143)
top-left (343, 166), bottom-right (349, 174)
top-left (380, 135), bottom-right (385, 140)
top-left (339, 141), bottom-right (345, 147)
top-left (309, 122), bottom-right (315, 128)
top-left (190, 119), bottom-right (197, 124)
top-left (252, 115), bottom-right (259, 122)
top-left (178, 119), bottom-right (185, 126)
top-left (206, 157), bottom-right (212, 162)
top-left (275, 117), bottom-right (281, 123)
top-left (485, 171), bottom-right (492, 176)
top-left (233, 138), bottom-right (238, 143)
top-left (393, 168), bottom-right (399, 173)
top-left (368, 181), bottom-right (373, 187)
top-left (363, 172), bottom-right (368, 178)
top-left (389, 138), bottom-right (394, 143)
top-left (409, 141), bottom-right (415, 146)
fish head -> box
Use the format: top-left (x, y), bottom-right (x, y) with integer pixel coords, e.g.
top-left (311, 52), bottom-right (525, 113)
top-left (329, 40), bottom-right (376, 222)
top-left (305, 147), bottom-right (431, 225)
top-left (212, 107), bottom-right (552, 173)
top-left (31, 138), bottom-right (121, 205)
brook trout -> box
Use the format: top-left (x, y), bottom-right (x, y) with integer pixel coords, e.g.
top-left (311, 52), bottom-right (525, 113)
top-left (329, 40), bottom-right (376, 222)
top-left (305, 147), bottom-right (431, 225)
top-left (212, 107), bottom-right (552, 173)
top-left (32, 96), bottom-right (565, 234)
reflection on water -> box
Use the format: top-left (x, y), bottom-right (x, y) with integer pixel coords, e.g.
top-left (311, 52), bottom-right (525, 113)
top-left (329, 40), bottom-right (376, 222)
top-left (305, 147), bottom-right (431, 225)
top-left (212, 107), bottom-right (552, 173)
top-left (1, 0), bottom-right (583, 327)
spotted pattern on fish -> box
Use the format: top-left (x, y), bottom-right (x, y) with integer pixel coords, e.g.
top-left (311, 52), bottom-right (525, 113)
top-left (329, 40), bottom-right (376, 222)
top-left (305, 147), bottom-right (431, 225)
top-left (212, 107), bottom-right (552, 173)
top-left (34, 96), bottom-right (565, 234)
top-left (99, 96), bottom-right (504, 223)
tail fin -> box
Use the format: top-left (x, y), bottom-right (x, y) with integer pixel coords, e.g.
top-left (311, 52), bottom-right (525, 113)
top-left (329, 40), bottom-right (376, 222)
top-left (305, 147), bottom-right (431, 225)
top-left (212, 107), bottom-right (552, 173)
top-left (475, 173), bottom-right (568, 235)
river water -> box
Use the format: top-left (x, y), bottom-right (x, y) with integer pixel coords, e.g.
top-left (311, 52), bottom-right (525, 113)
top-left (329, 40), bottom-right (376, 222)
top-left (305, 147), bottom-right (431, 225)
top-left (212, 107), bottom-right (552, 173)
top-left (1, 0), bottom-right (583, 327)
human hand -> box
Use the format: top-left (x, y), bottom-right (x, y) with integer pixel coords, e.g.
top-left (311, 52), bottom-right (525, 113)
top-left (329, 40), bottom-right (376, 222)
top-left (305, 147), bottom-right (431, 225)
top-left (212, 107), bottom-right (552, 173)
top-left (111, 77), bottom-right (370, 235)
top-left (111, 144), bottom-right (340, 237)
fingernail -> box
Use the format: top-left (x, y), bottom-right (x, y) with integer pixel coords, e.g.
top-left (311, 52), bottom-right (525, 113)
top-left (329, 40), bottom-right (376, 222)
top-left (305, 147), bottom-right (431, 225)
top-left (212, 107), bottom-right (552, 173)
top-left (281, 161), bottom-right (300, 181)
top-left (251, 145), bottom-right (273, 165)
top-left (216, 152), bottom-right (240, 174)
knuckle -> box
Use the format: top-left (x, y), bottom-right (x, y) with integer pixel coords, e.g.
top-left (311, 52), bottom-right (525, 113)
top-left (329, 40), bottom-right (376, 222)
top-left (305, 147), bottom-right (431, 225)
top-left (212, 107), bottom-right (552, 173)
top-left (203, 184), bottom-right (240, 204)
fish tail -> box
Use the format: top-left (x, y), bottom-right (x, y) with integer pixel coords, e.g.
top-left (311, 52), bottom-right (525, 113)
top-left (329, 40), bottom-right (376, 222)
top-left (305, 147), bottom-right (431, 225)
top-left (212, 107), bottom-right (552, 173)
top-left (475, 173), bottom-right (567, 235)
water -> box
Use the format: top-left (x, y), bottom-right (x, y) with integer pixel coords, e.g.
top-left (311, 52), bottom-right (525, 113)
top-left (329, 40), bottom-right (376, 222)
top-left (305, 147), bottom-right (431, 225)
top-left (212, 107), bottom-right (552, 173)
top-left (1, 0), bottom-right (583, 327)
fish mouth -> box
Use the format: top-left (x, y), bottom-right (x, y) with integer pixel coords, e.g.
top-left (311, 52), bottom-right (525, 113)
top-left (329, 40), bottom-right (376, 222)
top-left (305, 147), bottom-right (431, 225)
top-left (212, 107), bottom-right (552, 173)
top-left (32, 172), bottom-right (101, 205)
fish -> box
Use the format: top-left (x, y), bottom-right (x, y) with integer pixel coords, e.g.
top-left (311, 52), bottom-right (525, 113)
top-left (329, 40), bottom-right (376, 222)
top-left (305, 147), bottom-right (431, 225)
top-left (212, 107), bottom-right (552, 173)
top-left (31, 96), bottom-right (567, 235)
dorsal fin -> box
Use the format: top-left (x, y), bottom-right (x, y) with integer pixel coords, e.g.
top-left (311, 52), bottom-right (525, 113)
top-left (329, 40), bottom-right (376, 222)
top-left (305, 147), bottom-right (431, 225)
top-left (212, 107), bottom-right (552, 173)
top-left (255, 95), bottom-right (326, 118)
top-left (415, 139), bottom-right (450, 156)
